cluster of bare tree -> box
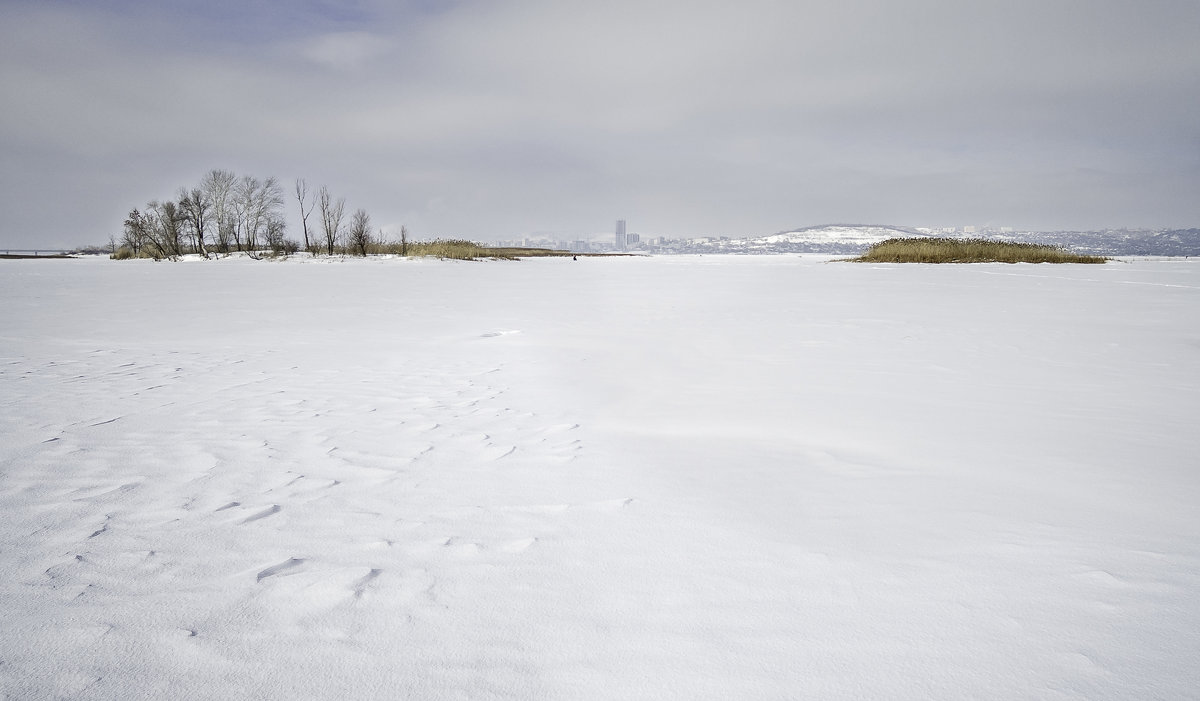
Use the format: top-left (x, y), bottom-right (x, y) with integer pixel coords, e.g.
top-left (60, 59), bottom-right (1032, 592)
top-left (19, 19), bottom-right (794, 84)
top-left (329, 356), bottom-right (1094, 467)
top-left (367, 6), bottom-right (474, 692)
top-left (118, 170), bottom-right (377, 259)
top-left (295, 179), bottom-right (372, 256)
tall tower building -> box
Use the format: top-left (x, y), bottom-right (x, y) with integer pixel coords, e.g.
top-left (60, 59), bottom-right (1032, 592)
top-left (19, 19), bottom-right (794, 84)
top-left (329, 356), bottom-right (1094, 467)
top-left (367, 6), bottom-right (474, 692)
top-left (615, 219), bottom-right (627, 251)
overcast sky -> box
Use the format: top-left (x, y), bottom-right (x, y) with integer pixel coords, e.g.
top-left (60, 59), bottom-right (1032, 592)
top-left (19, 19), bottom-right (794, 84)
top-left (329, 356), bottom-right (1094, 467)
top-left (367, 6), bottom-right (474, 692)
top-left (2, 0), bottom-right (1198, 248)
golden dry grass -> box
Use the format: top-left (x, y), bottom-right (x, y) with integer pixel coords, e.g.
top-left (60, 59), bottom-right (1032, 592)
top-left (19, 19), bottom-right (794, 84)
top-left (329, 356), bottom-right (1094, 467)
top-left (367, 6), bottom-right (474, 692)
top-left (851, 238), bottom-right (1107, 264)
top-left (372, 239), bottom-right (606, 260)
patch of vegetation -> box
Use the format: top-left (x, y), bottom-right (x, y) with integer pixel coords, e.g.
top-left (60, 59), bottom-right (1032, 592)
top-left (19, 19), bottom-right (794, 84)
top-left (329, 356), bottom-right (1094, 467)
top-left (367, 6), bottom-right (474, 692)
top-left (406, 239), bottom-right (494, 260)
top-left (850, 238), bottom-right (1107, 264)
top-left (110, 246), bottom-right (153, 260)
top-left (111, 168), bottom-right (625, 262)
top-left (480, 247), bottom-right (606, 259)
top-left (366, 239), bottom-right (605, 260)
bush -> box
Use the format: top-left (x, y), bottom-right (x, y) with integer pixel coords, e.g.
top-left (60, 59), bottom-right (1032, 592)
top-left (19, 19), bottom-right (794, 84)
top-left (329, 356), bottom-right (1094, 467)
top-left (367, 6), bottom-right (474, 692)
top-left (851, 238), bottom-right (1107, 264)
top-left (270, 238), bottom-right (301, 256)
top-left (482, 247), bottom-right (580, 259)
top-left (405, 239), bottom-right (491, 260)
top-left (395, 240), bottom-right (581, 260)
top-left (110, 246), bottom-right (153, 260)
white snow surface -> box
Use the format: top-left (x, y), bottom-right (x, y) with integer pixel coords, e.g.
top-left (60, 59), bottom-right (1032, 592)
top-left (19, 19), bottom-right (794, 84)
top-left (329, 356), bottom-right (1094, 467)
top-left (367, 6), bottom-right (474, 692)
top-left (2, 254), bottom-right (1199, 699)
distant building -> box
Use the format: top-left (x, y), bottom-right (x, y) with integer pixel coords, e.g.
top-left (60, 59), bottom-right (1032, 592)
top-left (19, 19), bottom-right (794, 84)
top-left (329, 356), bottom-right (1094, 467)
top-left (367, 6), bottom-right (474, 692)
top-left (615, 220), bottom-right (627, 251)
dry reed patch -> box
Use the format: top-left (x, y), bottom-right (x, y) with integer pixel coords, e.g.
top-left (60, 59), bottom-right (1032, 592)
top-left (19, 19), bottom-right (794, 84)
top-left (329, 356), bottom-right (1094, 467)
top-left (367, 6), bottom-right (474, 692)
top-left (851, 238), bottom-right (1107, 264)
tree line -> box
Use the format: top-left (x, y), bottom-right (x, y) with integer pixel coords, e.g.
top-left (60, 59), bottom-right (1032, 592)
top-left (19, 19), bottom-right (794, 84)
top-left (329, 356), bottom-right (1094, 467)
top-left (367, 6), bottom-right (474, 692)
top-left (116, 169), bottom-right (405, 259)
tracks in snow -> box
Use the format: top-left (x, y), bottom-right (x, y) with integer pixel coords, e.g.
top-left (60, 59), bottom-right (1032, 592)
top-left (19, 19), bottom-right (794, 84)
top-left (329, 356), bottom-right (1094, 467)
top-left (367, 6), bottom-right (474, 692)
top-left (0, 343), bottom-right (631, 669)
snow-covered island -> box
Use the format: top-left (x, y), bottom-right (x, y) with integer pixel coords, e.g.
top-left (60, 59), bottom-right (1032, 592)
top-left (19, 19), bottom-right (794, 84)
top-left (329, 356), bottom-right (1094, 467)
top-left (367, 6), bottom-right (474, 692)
top-left (2, 254), bottom-right (1198, 699)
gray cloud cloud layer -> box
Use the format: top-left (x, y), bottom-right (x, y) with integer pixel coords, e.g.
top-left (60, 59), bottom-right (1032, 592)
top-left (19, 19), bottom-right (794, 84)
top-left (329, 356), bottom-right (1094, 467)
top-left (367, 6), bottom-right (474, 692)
top-left (3, 0), bottom-right (1198, 247)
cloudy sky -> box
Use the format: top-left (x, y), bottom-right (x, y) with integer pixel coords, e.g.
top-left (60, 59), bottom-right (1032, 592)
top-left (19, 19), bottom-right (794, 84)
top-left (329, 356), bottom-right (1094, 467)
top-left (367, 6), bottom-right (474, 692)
top-left (2, 0), bottom-right (1198, 248)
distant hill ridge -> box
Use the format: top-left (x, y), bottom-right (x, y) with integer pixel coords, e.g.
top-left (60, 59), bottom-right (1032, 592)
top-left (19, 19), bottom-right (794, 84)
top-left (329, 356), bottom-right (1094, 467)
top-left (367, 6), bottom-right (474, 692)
top-left (759, 224), bottom-right (927, 244)
top-left (776, 224), bottom-right (926, 236)
top-left (684, 224), bottom-right (929, 254)
top-left (681, 225), bottom-right (1200, 256)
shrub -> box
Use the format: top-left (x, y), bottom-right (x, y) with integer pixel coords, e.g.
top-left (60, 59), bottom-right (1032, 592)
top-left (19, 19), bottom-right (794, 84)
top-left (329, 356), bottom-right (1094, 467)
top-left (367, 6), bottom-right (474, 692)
top-left (851, 238), bottom-right (1107, 264)
top-left (110, 246), bottom-right (154, 260)
top-left (270, 238), bottom-right (301, 256)
top-left (406, 239), bottom-right (492, 260)
top-left (482, 247), bottom-right (580, 259)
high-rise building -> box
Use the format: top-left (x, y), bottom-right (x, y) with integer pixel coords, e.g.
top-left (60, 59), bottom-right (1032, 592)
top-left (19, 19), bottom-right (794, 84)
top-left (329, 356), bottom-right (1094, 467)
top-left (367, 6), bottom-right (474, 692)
top-left (615, 219), bottom-right (627, 250)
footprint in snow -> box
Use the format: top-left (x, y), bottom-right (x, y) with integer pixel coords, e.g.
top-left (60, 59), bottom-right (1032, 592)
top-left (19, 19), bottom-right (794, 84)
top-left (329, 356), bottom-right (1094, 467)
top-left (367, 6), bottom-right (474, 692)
top-left (352, 569), bottom-right (382, 599)
top-left (500, 537), bottom-right (537, 554)
top-left (483, 445), bottom-right (516, 461)
top-left (443, 537), bottom-right (482, 557)
top-left (586, 497), bottom-right (635, 512)
top-left (240, 504), bottom-right (281, 524)
top-left (256, 557), bottom-right (305, 583)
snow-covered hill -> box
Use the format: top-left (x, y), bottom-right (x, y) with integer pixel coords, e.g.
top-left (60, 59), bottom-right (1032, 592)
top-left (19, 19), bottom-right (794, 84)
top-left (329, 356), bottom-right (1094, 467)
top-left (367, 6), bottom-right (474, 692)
top-left (682, 224), bottom-right (929, 254)
top-left (758, 224), bottom-right (928, 244)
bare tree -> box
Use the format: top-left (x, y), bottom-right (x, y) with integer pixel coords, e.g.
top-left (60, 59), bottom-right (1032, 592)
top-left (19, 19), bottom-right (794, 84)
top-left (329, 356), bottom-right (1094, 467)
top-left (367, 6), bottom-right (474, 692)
top-left (201, 169), bottom-right (236, 253)
top-left (144, 200), bottom-right (184, 259)
top-left (318, 186), bottom-right (345, 255)
top-left (235, 176), bottom-right (284, 252)
top-left (228, 184), bottom-right (247, 251)
top-left (122, 208), bottom-right (149, 255)
top-left (400, 225), bottom-right (409, 256)
top-left (216, 219), bottom-right (235, 253)
top-left (178, 187), bottom-right (211, 256)
top-left (348, 208), bottom-right (372, 256)
top-left (265, 215), bottom-right (294, 254)
top-left (256, 177), bottom-right (285, 245)
top-left (294, 178), bottom-right (316, 253)
top-left (234, 176), bottom-right (259, 251)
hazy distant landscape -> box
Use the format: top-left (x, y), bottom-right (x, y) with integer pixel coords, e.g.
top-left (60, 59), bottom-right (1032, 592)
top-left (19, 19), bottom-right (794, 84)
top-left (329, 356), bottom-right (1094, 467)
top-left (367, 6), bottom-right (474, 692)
top-left (592, 225), bottom-right (1200, 257)
top-left (11, 223), bottom-right (1200, 260)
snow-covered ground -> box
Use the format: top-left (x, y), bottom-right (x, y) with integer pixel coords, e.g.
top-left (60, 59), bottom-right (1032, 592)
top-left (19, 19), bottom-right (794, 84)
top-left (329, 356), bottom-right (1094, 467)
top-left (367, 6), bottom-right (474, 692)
top-left (2, 254), bottom-right (1198, 699)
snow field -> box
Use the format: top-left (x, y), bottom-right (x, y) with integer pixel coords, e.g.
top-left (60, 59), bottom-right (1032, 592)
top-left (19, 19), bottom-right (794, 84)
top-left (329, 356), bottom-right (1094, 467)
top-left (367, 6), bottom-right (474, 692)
top-left (1, 255), bottom-right (1198, 699)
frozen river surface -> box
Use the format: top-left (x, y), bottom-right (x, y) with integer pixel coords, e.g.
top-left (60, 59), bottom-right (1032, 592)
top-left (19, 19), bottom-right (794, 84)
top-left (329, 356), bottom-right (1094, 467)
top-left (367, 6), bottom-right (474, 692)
top-left (1, 254), bottom-right (1198, 699)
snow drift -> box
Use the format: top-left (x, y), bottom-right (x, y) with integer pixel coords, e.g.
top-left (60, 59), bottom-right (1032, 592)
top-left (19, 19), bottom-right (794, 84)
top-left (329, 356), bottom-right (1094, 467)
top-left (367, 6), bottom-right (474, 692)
top-left (1, 254), bottom-right (1198, 699)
